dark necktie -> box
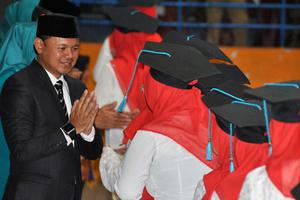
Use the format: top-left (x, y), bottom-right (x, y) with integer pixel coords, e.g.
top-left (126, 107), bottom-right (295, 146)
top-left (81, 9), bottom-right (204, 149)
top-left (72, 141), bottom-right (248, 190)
top-left (54, 80), bottom-right (69, 123)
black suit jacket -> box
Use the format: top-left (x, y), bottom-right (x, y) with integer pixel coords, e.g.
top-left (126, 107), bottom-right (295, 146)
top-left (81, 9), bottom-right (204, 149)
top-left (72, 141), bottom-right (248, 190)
top-left (0, 60), bottom-right (102, 200)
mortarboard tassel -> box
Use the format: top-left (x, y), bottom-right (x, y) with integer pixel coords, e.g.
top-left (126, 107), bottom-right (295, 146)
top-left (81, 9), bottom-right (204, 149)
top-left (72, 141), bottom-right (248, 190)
top-left (262, 99), bottom-right (272, 156)
top-left (206, 142), bottom-right (212, 161)
top-left (118, 96), bottom-right (128, 112)
top-left (229, 123), bottom-right (235, 173)
top-left (205, 89), bottom-right (245, 162)
top-left (264, 82), bottom-right (299, 89)
top-left (230, 159), bottom-right (235, 173)
top-left (262, 82), bottom-right (300, 155)
top-left (206, 109), bottom-right (213, 161)
top-left (210, 88), bottom-right (245, 102)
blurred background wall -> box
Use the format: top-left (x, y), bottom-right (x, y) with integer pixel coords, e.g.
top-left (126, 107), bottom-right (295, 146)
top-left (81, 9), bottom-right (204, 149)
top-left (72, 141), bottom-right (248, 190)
top-left (70, 0), bottom-right (300, 90)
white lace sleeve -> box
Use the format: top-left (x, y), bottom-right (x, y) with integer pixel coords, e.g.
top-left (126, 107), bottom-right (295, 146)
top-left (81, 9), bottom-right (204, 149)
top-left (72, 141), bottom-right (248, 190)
top-left (239, 166), bottom-right (294, 200)
top-left (99, 146), bottom-right (123, 192)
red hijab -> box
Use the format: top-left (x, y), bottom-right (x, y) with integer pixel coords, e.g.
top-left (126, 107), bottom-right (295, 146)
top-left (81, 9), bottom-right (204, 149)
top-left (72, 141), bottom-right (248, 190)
top-left (201, 117), bottom-right (269, 200)
top-left (201, 116), bottom-right (231, 200)
top-left (108, 5), bottom-right (157, 55)
top-left (107, 5), bottom-right (160, 110)
top-left (214, 139), bottom-right (269, 200)
top-left (108, 31), bottom-right (161, 111)
top-left (137, 71), bottom-right (216, 167)
top-left (123, 71), bottom-right (215, 199)
top-left (266, 120), bottom-right (300, 198)
top-left (110, 5), bottom-right (160, 199)
top-left (109, 29), bottom-right (127, 58)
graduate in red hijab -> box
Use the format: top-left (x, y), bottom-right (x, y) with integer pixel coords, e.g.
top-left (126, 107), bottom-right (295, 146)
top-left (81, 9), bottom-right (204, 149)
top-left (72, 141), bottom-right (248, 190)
top-left (194, 82), bottom-right (269, 200)
top-left (93, 1), bottom-right (161, 149)
top-left (193, 81), bottom-right (250, 199)
top-left (94, 0), bottom-right (159, 81)
top-left (102, 41), bottom-right (219, 199)
top-left (195, 99), bottom-right (270, 200)
top-left (239, 81), bottom-right (300, 200)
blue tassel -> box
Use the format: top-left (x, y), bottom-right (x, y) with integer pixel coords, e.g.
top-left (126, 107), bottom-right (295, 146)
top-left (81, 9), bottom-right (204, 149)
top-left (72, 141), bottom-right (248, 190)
top-left (262, 99), bottom-right (273, 158)
top-left (206, 141), bottom-right (212, 161)
top-left (118, 96), bottom-right (127, 112)
top-left (230, 160), bottom-right (234, 173)
top-left (268, 143), bottom-right (273, 156)
top-left (229, 123), bottom-right (234, 173)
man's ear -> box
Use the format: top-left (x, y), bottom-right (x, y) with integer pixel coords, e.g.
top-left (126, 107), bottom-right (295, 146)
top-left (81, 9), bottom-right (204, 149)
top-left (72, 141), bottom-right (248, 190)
top-left (34, 37), bottom-right (45, 54)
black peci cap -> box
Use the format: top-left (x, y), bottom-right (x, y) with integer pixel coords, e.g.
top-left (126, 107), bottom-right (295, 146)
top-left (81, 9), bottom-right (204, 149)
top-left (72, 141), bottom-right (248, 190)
top-left (38, 0), bottom-right (81, 17)
top-left (196, 63), bottom-right (250, 94)
top-left (244, 81), bottom-right (300, 122)
top-left (103, 6), bottom-right (159, 33)
top-left (138, 41), bottom-right (221, 88)
top-left (202, 80), bottom-right (250, 108)
top-left (118, 0), bottom-right (161, 6)
top-left (36, 14), bottom-right (79, 38)
top-left (163, 30), bottom-right (233, 63)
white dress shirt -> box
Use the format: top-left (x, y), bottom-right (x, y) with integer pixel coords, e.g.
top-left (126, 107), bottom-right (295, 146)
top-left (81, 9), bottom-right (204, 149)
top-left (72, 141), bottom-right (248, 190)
top-left (239, 166), bottom-right (294, 200)
top-left (100, 130), bottom-right (212, 200)
top-left (44, 68), bottom-right (95, 146)
top-left (93, 38), bottom-right (130, 149)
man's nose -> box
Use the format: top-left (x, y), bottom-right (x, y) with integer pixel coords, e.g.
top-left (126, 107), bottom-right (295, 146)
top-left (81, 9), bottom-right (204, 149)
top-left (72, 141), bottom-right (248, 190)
top-left (64, 48), bottom-right (73, 58)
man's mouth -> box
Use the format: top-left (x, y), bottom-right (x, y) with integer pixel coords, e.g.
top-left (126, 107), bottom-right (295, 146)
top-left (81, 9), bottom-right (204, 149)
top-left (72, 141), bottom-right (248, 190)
top-left (62, 62), bottom-right (72, 67)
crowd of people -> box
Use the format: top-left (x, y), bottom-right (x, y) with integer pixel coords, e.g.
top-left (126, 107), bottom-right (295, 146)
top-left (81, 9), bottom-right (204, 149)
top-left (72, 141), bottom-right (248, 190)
top-left (0, 0), bottom-right (299, 200)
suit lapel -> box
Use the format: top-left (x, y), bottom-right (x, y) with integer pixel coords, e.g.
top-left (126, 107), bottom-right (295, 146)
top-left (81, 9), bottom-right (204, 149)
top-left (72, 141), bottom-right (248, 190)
top-left (28, 60), bottom-right (66, 121)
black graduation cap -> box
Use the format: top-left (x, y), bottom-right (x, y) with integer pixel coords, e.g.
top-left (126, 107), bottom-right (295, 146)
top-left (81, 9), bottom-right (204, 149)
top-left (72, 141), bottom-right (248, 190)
top-left (245, 81), bottom-right (300, 104)
top-left (74, 55), bottom-right (90, 71)
top-left (38, 0), bottom-right (81, 17)
top-left (244, 81), bottom-right (300, 122)
top-left (118, 0), bottom-right (161, 6)
top-left (209, 100), bottom-right (268, 173)
top-left (211, 100), bottom-right (269, 143)
top-left (196, 63), bottom-right (250, 94)
top-left (213, 114), bottom-right (266, 144)
top-left (138, 42), bottom-right (221, 88)
top-left (103, 6), bottom-right (159, 33)
top-left (202, 80), bottom-right (250, 108)
top-left (211, 100), bottom-right (268, 127)
top-left (163, 30), bottom-right (233, 63)
top-left (36, 14), bottom-right (79, 38)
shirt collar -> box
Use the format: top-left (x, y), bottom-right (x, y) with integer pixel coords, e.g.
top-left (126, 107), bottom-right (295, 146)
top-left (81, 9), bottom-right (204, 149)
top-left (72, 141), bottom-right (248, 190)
top-left (44, 68), bottom-right (65, 86)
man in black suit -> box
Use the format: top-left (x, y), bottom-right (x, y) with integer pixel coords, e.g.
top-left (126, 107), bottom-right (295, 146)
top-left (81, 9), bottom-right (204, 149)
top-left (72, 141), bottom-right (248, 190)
top-left (0, 14), bottom-right (102, 200)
